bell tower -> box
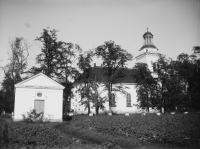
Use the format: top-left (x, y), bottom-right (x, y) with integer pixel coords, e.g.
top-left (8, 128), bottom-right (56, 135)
top-left (135, 28), bottom-right (160, 71)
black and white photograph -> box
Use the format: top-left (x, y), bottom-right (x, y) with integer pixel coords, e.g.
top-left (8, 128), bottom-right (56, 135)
top-left (0, 0), bottom-right (200, 148)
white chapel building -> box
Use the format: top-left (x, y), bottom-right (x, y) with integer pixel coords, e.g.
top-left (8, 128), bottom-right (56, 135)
top-left (14, 73), bottom-right (64, 122)
top-left (71, 29), bottom-right (160, 114)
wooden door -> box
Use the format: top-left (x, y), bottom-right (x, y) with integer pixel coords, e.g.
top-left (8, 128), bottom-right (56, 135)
top-left (34, 100), bottom-right (45, 114)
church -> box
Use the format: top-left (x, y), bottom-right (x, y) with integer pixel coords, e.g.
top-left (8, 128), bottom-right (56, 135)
top-left (71, 29), bottom-right (161, 114)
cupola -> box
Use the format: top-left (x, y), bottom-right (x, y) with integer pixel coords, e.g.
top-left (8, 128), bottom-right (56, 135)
top-left (139, 28), bottom-right (158, 53)
top-left (135, 28), bottom-right (161, 72)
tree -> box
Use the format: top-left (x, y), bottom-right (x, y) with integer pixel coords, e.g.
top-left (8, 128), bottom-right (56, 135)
top-left (174, 50), bottom-right (200, 112)
top-left (89, 82), bottom-right (106, 115)
top-left (132, 63), bottom-right (156, 112)
top-left (133, 56), bottom-right (186, 113)
top-left (34, 28), bottom-right (58, 78)
top-left (1, 37), bottom-right (29, 83)
top-left (192, 46), bottom-right (200, 54)
top-left (95, 41), bottom-right (133, 112)
top-left (151, 56), bottom-right (186, 113)
top-left (32, 28), bottom-right (82, 113)
top-left (0, 90), bottom-right (4, 114)
top-left (55, 41), bottom-right (82, 113)
top-left (77, 51), bottom-right (94, 114)
top-left (0, 37), bottom-right (29, 112)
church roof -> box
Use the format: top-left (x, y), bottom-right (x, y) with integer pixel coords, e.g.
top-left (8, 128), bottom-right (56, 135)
top-left (76, 66), bottom-right (137, 84)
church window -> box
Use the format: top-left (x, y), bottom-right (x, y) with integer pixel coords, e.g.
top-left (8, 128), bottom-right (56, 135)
top-left (153, 62), bottom-right (158, 71)
top-left (126, 94), bottom-right (132, 107)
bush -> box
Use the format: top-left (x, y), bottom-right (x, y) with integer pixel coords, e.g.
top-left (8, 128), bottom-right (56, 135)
top-left (22, 109), bottom-right (52, 123)
top-left (62, 109), bottom-right (74, 121)
top-left (63, 114), bottom-right (72, 121)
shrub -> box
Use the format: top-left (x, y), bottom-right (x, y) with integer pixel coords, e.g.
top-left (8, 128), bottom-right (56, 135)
top-left (22, 109), bottom-right (51, 123)
top-left (63, 114), bottom-right (72, 121)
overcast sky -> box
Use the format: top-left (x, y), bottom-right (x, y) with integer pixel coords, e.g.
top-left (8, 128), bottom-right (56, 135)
top-left (0, 0), bottom-right (200, 82)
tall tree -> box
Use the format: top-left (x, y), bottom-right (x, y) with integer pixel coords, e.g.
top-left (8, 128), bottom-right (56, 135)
top-left (0, 90), bottom-right (5, 114)
top-left (0, 37), bottom-right (29, 112)
top-left (1, 37), bottom-right (29, 83)
top-left (95, 40), bottom-right (133, 112)
top-left (77, 51), bottom-right (106, 114)
top-left (175, 50), bottom-right (200, 111)
top-left (55, 41), bottom-right (82, 112)
top-left (34, 28), bottom-right (58, 78)
top-left (89, 82), bottom-right (106, 115)
top-left (133, 56), bottom-right (185, 113)
top-left (77, 51), bottom-right (94, 114)
top-left (132, 63), bottom-right (156, 112)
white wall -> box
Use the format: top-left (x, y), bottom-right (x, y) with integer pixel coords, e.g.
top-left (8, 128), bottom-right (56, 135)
top-left (71, 83), bottom-right (142, 114)
top-left (136, 53), bottom-right (159, 72)
top-left (14, 88), bottom-right (63, 122)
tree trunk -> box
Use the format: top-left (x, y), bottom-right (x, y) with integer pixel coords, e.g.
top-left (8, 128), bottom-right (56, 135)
top-left (65, 78), bottom-right (70, 112)
top-left (146, 107), bottom-right (149, 113)
top-left (108, 82), bottom-right (112, 112)
top-left (88, 102), bottom-right (90, 114)
top-left (96, 105), bottom-right (99, 115)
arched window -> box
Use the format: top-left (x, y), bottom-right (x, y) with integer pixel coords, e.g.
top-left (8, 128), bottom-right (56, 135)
top-left (126, 94), bottom-right (132, 107)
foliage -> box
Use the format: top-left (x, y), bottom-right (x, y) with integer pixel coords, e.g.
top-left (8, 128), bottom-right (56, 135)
top-left (133, 53), bottom-right (200, 113)
top-left (77, 51), bottom-right (94, 114)
top-left (95, 41), bottom-right (133, 111)
top-left (174, 52), bottom-right (200, 111)
top-left (22, 109), bottom-right (44, 123)
top-left (151, 56), bottom-right (185, 113)
top-left (33, 28), bottom-right (82, 112)
top-left (0, 113), bottom-right (12, 119)
top-left (0, 37), bottom-right (29, 113)
top-left (132, 63), bottom-right (155, 112)
top-left (1, 37), bottom-right (29, 79)
top-left (70, 113), bottom-right (200, 148)
top-left (0, 120), bottom-right (70, 148)
top-left (0, 90), bottom-right (4, 114)
top-left (0, 120), bottom-right (10, 148)
top-left (89, 83), bottom-right (107, 115)
top-left (34, 28), bottom-right (59, 78)
top-left (55, 41), bottom-right (81, 111)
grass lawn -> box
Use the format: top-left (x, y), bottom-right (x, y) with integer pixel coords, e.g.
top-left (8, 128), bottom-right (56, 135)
top-left (55, 113), bottom-right (200, 149)
top-left (1, 113), bottom-right (200, 149)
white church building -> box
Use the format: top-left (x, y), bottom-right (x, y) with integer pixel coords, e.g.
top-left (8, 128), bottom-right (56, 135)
top-left (71, 29), bottom-right (161, 114)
